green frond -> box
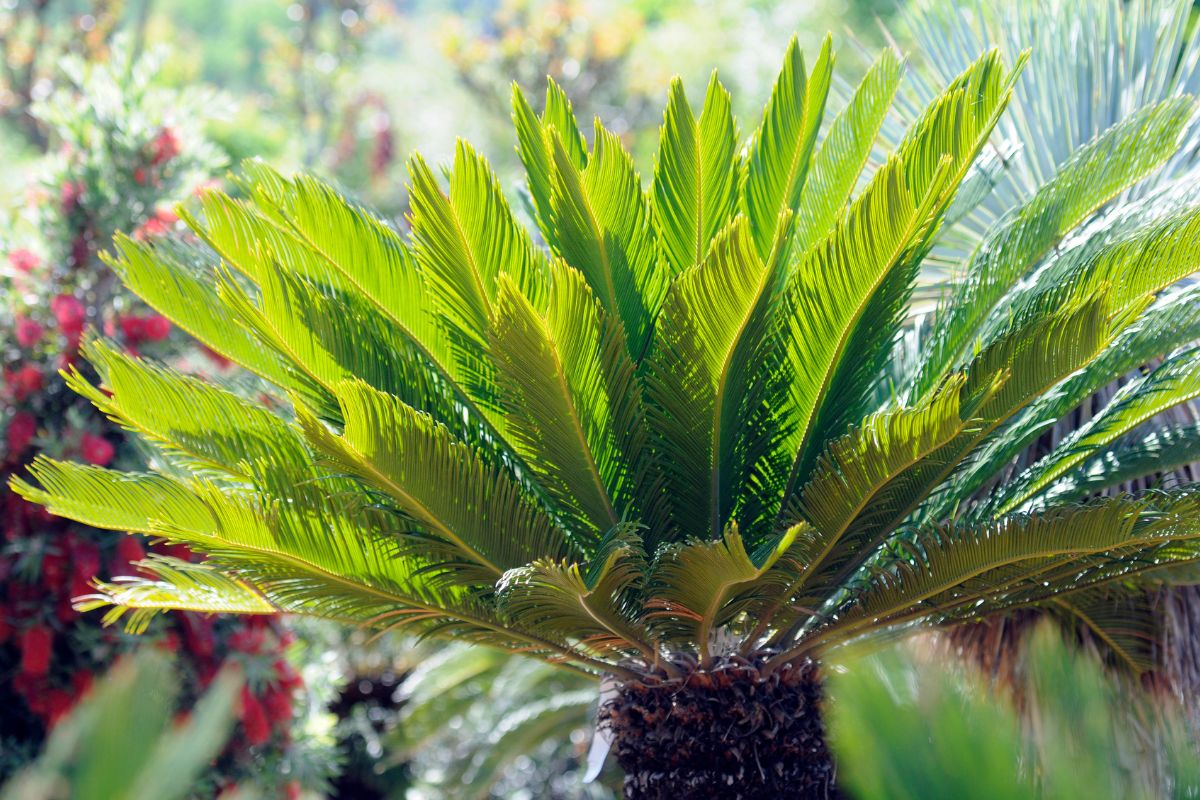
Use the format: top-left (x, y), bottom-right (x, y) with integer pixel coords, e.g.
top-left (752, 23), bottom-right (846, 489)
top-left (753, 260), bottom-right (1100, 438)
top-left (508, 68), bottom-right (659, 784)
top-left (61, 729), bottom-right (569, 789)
top-left (9, 459), bottom-right (213, 535)
top-left (548, 121), bottom-right (666, 359)
top-left (71, 338), bottom-right (309, 476)
top-left (407, 142), bottom-right (550, 372)
top-left (771, 155), bottom-right (949, 510)
top-left (651, 72), bottom-right (741, 275)
top-left (78, 556), bottom-right (277, 634)
top-left (996, 348), bottom-right (1200, 514)
top-left (498, 525), bottom-right (652, 659)
top-left (944, 283), bottom-right (1200, 512)
top-left (101, 235), bottom-right (296, 391)
top-left (793, 48), bottom-right (903, 252)
top-left (1051, 587), bottom-right (1160, 674)
top-left (1043, 421), bottom-right (1200, 505)
top-left (645, 524), bottom-right (798, 657)
top-left (511, 78), bottom-right (589, 249)
top-left (817, 499), bottom-right (1152, 650)
top-left (998, 204), bottom-right (1200, 339)
top-left (776, 377), bottom-right (971, 602)
top-left (488, 264), bottom-right (642, 544)
top-left (643, 215), bottom-right (778, 541)
top-left (298, 380), bottom-right (571, 577)
top-left (742, 34), bottom-right (833, 259)
top-left (909, 97), bottom-right (1195, 399)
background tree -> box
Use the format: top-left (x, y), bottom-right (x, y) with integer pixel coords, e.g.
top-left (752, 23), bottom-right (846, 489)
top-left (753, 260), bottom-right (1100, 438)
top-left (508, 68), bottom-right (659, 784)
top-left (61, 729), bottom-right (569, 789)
top-left (0, 44), bottom-right (334, 796)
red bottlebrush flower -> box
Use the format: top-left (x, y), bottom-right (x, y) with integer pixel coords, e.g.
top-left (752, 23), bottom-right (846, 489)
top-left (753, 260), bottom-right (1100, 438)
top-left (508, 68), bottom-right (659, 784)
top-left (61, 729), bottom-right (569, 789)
top-left (9, 365), bottom-right (44, 401)
top-left (285, 781), bottom-right (302, 800)
top-left (80, 432), bottom-right (115, 466)
top-left (274, 658), bottom-right (304, 691)
top-left (263, 686), bottom-right (293, 726)
top-left (72, 539), bottom-right (102, 582)
top-left (71, 235), bottom-right (89, 268)
top-left (142, 314), bottom-right (171, 342)
top-left (60, 180), bottom-right (84, 213)
top-left (240, 686), bottom-right (271, 746)
top-left (19, 625), bottom-right (53, 676)
top-left (8, 248), bottom-right (40, 273)
top-left (181, 612), bottom-right (215, 660)
top-left (42, 548), bottom-right (69, 585)
top-left (230, 625), bottom-right (265, 654)
top-left (133, 167), bottom-right (148, 185)
top-left (71, 669), bottom-right (94, 697)
top-left (134, 208), bottom-right (178, 240)
top-left (150, 128), bottom-right (181, 166)
top-left (155, 541), bottom-right (193, 561)
top-left (15, 317), bottom-right (44, 348)
top-left (55, 593), bottom-right (80, 623)
top-left (119, 314), bottom-right (145, 343)
top-left (112, 535), bottom-right (146, 574)
top-left (7, 411), bottom-right (37, 455)
top-left (51, 294), bottom-right (86, 337)
top-left (157, 630), bottom-right (181, 653)
top-left (44, 688), bottom-right (74, 727)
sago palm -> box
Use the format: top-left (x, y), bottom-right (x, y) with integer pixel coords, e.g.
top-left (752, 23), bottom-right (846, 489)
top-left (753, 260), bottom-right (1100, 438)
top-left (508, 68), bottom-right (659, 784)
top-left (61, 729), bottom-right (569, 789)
top-left (13, 34), bottom-right (1200, 798)
top-left (892, 0), bottom-right (1200, 689)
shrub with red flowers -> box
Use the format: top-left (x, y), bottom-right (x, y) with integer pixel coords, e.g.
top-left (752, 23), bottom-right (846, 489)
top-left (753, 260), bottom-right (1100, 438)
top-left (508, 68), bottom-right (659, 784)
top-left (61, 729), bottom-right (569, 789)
top-left (0, 45), bottom-right (334, 794)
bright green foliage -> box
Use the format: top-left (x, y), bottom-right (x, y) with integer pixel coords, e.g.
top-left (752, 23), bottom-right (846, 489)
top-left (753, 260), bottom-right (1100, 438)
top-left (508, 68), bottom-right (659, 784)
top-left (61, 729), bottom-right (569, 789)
top-left (828, 624), bottom-right (1200, 799)
top-left (0, 651), bottom-right (240, 800)
top-left (12, 36), bottom-right (1200, 680)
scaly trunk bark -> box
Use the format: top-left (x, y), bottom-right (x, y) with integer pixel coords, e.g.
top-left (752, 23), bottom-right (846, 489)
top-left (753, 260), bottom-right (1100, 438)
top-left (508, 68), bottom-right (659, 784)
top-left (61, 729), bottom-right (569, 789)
top-left (600, 656), bottom-right (839, 799)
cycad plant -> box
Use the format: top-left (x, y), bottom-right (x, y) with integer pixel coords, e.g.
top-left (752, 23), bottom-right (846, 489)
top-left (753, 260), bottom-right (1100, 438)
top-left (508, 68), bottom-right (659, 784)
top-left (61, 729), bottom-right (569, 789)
top-left (12, 33), bottom-right (1200, 798)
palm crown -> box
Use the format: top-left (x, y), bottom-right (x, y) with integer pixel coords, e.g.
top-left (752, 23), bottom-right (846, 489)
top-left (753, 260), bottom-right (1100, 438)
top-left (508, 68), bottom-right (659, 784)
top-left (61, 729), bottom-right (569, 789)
top-left (13, 36), bottom-right (1200, 682)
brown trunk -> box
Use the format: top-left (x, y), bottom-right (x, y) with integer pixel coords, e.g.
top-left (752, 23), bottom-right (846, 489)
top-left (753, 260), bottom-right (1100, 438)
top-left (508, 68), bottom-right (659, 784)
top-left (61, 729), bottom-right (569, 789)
top-left (600, 656), bottom-right (839, 800)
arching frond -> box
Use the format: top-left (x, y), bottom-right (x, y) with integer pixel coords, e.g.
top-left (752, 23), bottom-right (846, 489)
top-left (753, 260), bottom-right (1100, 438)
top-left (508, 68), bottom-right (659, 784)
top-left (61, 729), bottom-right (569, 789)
top-left (651, 72), bottom-right (740, 275)
top-left (742, 34), bottom-right (834, 258)
top-left (549, 122), bottom-right (666, 359)
top-left (793, 48), bottom-right (902, 252)
top-left (78, 556), bottom-right (277, 634)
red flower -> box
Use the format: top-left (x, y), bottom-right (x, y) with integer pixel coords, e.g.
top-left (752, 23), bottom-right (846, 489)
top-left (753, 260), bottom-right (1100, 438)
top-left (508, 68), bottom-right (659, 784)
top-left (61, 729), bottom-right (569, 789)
top-left (71, 669), bottom-right (95, 697)
top-left (19, 625), bottom-right (53, 676)
top-left (133, 208), bottom-right (178, 240)
top-left (80, 432), bottom-right (115, 466)
top-left (230, 625), bottom-right (265, 654)
top-left (72, 539), bottom-right (102, 582)
top-left (60, 180), bottom-right (84, 213)
top-left (71, 236), bottom-right (89, 268)
top-left (43, 688), bottom-right (73, 727)
top-left (8, 248), bottom-right (40, 273)
top-left (7, 411), bottom-right (37, 455)
top-left (119, 314), bottom-right (145, 343)
top-left (274, 658), bottom-right (304, 691)
top-left (51, 294), bottom-right (86, 337)
top-left (239, 686), bottom-right (271, 746)
top-left (112, 535), bottom-right (146, 575)
top-left (133, 167), bottom-right (148, 185)
top-left (285, 781), bottom-right (302, 800)
top-left (15, 317), bottom-right (44, 348)
top-left (263, 686), bottom-right (294, 726)
top-left (150, 128), bottom-right (181, 166)
top-left (142, 314), bottom-right (171, 342)
top-left (42, 548), bottom-right (69, 585)
top-left (8, 365), bottom-right (44, 401)
top-left (0, 615), bottom-right (11, 644)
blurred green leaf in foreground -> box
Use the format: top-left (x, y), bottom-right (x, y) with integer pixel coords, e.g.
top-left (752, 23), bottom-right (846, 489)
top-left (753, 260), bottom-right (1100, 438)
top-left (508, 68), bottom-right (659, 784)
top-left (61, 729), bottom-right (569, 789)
top-left (829, 624), bottom-right (1200, 800)
top-left (1, 650), bottom-right (242, 800)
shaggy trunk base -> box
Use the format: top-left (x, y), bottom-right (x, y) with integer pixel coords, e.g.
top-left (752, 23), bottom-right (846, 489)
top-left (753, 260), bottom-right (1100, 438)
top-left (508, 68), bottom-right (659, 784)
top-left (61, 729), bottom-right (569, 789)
top-left (600, 656), bottom-right (838, 800)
